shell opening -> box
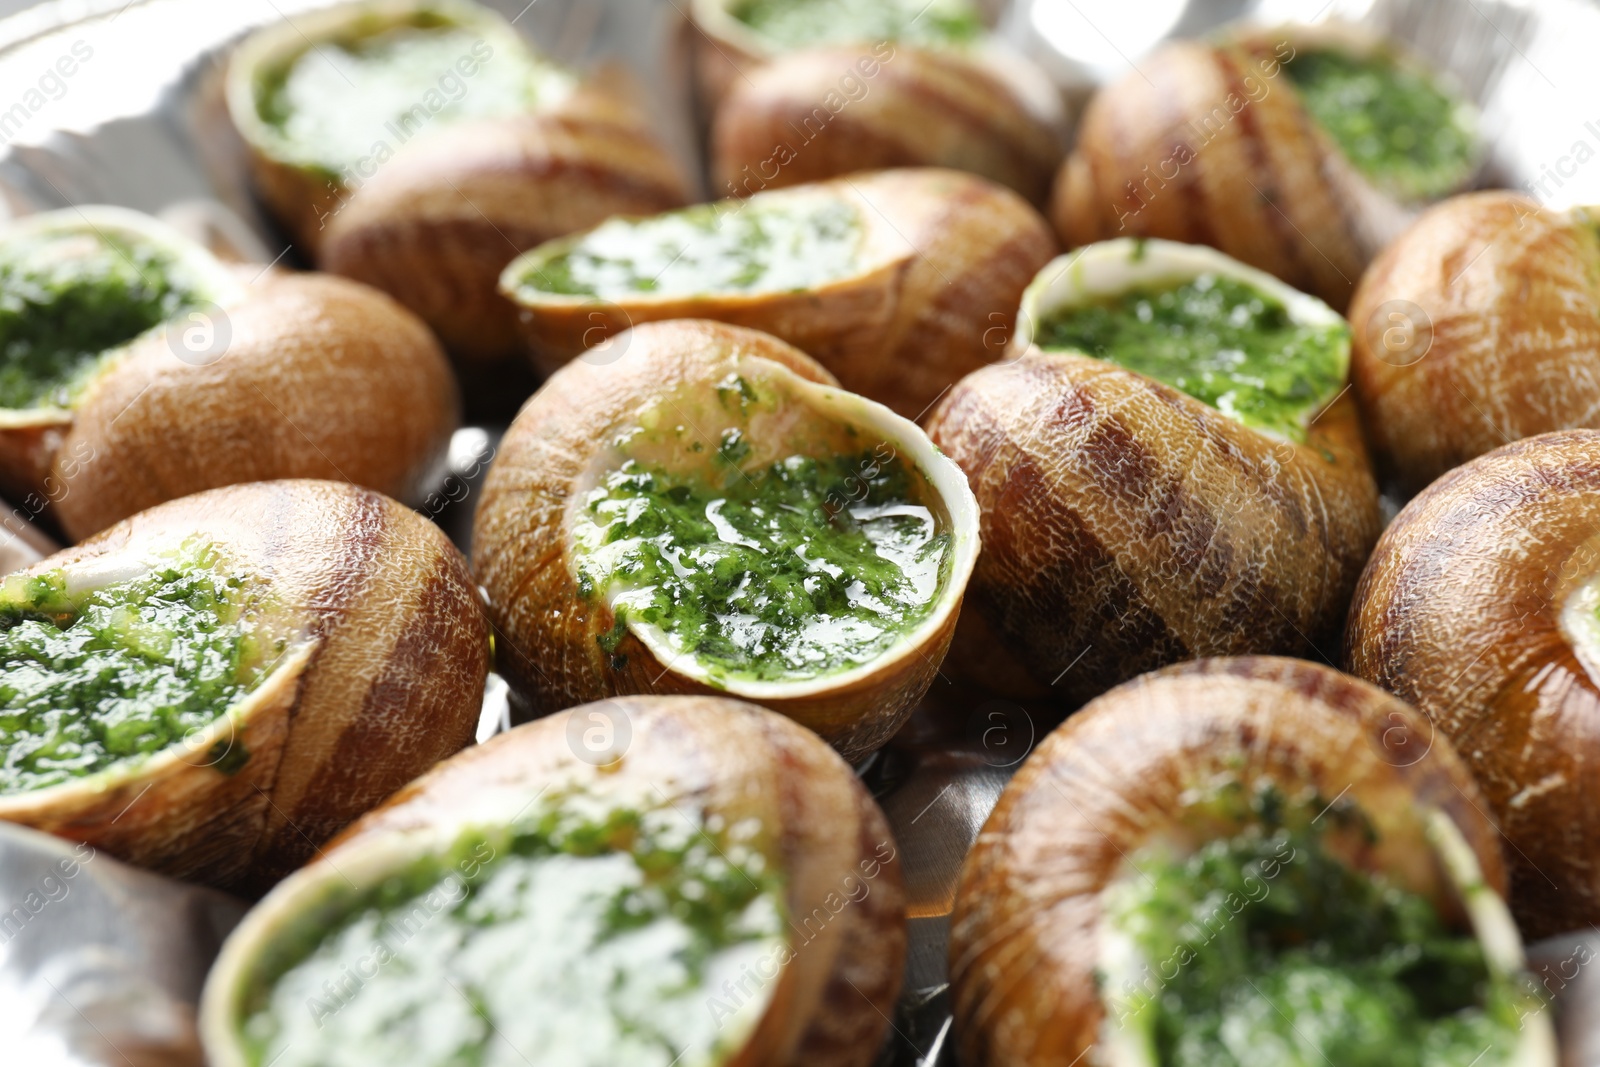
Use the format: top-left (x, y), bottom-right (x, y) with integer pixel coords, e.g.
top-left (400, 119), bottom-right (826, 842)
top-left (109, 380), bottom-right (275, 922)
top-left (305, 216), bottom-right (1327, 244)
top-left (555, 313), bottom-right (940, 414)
top-left (202, 782), bottom-right (790, 1067)
top-left (566, 354), bottom-right (978, 700)
top-left (1094, 783), bottom-right (1554, 1067)
top-left (0, 536), bottom-right (300, 803)
top-left (501, 185), bottom-right (871, 307)
top-left (0, 206), bottom-right (243, 425)
top-left (226, 0), bottom-right (575, 179)
top-left (1019, 238), bottom-right (1350, 444)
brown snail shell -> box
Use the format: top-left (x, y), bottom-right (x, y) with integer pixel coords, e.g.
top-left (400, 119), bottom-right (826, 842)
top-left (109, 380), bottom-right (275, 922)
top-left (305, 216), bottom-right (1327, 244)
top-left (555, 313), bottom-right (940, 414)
top-left (199, 694), bottom-right (906, 1067)
top-left (1345, 428), bottom-right (1600, 937)
top-left (500, 168), bottom-right (1058, 420)
top-left (0, 208), bottom-right (459, 542)
top-left (0, 479), bottom-right (490, 895)
top-left (925, 239), bottom-right (1381, 705)
top-left (948, 656), bottom-right (1551, 1067)
top-left (1348, 191), bottom-right (1600, 496)
top-left (709, 44), bottom-right (1063, 208)
top-left (1052, 27), bottom-right (1478, 313)
top-left (225, 0), bottom-right (691, 367)
top-left (472, 319), bottom-right (980, 762)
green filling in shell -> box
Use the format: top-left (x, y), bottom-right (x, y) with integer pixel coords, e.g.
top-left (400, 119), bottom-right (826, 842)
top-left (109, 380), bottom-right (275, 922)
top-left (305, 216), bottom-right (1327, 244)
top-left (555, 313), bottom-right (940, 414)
top-left (1285, 47), bottom-right (1477, 200)
top-left (255, 15), bottom-right (570, 176)
top-left (238, 797), bottom-right (789, 1067)
top-left (0, 227), bottom-right (202, 411)
top-left (573, 435), bottom-right (950, 685)
top-left (513, 198), bottom-right (863, 300)
top-left (0, 542), bottom-right (271, 794)
top-left (1034, 272), bottom-right (1348, 442)
top-left (1104, 789), bottom-right (1527, 1067)
top-left (728, 0), bottom-right (984, 49)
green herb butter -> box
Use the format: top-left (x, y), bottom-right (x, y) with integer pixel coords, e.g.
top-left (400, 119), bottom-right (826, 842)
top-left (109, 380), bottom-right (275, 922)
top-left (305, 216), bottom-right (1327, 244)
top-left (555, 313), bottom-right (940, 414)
top-left (239, 797), bottom-right (789, 1067)
top-left (256, 14), bottom-right (570, 176)
top-left (514, 198), bottom-right (863, 300)
top-left (0, 542), bottom-right (273, 794)
top-left (1285, 47), bottom-right (1477, 201)
top-left (1035, 273), bottom-right (1348, 442)
top-left (0, 227), bottom-right (203, 411)
top-left (573, 419), bottom-right (950, 685)
top-left (728, 0), bottom-right (984, 49)
top-left (1104, 789), bottom-right (1527, 1067)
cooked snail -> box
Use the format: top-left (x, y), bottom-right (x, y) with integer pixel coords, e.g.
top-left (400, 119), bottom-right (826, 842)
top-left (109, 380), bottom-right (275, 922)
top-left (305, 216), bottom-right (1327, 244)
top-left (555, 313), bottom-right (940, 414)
top-left (200, 694), bottom-right (906, 1067)
top-left (926, 238), bottom-right (1380, 705)
top-left (694, 0), bottom-right (1062, 205)
top-left (1348, 191), bottom-right (1600, 495)
top-left (472, 319), bottom-right (979, 761)
top-left (226, 0), bottom-right (691, 368)
top-left (1346, 428), bottom-right (1600, 936)
top-left (499, 168), bottom-right (1057, 419)
top-left (949, 656), bottom-right (1553, 1067)
top-left (1054, 23), bottom-right (1481, 311)
top-left (0, 480), bottom-right (489, 894)
top-left (0, 205), bottom-right (459, 541)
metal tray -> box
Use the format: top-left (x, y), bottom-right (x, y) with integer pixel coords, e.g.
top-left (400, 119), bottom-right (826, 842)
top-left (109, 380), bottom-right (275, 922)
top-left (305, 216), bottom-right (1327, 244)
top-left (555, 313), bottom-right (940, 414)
top-left (2, 0), bottom-right (1599, 1064)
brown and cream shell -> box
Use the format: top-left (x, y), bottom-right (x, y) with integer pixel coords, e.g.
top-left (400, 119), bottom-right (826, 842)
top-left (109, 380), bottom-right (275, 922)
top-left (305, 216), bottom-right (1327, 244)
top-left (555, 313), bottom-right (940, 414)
top-left (0, 480), bottom-right (490, 895)
top-left (200, 694), bottom-right (906, 1067)
top-left (471, 319), bottom-right (980, 761)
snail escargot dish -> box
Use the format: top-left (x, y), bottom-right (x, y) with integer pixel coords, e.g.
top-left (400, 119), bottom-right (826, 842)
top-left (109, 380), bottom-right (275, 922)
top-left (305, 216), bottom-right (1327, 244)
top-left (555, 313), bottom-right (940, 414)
top-left (227, 0), bottom-right (691, 367)
top-left (1346, 429), bottom-right (1600, 936)
top-left (472, 320), bottom-right (979, 761)
top-left (501, 169), bottom-right (1057, 418)
top-left (1054, 25), bottom-right (1481, 311)
top-left (695, 0), bottom-right (1062, 205)
top-left (949, 657), bottom-right (1555, 1067)
top-left (0, 206), bottom-right (241, 507)
top-left (0, 205), bottom-right (460, 541)
top-left (1349, 191), bottom-right (1600, 495)
top-left (927, 238), bottom-right (1380, 704)
top-left (0, 480), bottom-right (490, 893)
top-left (201, 696), bottom-right (906, 1067)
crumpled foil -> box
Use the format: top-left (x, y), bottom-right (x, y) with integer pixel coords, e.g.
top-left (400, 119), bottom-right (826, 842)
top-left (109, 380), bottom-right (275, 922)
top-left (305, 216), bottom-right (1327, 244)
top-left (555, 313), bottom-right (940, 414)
top-left (1, 1), bottom-right (1598, 1064)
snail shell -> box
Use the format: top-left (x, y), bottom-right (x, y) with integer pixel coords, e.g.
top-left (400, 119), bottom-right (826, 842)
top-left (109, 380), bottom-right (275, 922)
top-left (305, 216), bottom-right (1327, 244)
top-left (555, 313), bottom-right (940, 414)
top-left (1346, 428), bottom-right (1600, 936)
top-left (0, 480), bottom-right (489, 895)
top-left (1349, 191), bottom-right (1600, 496)
top-left (0, 207), bottom-right (458, 542)
top-left (199, 695), bottom-right (906, 1067)
top-left (1053, 27), bottom-right (1479, 312)
top-left (948, 656), bottom-right (1551, 1067)
top-left (926, 239), bottom-right (1381, 705)
top-left (471, 319), bottom-right (979, 761)
top-left (501, 168), bottom-right (1058, 420)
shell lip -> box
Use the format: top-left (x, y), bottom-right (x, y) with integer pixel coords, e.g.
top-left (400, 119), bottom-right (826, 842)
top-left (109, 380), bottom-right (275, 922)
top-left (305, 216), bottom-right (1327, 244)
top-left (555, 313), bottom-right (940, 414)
top-left (222, 0), bottom-right (573, 178)
top-left (1017, 237), bottom-right (1351, 444)
top-left (577, 355), bottom-right (980, 703)
top-left (0, 205), bottom-right (247, 428)
top-left (1092, 802), bottom-right (1557, 1067)
top-left (497, 182), bottom-right (903, 313)
top-left (688, 0), bottom-right (996, 63)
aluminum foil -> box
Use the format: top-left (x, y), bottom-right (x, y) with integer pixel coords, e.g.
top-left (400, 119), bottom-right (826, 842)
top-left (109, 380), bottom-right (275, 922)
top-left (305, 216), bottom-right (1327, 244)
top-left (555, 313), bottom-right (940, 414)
top-left (1, 0), bottom-right (1598, 1064)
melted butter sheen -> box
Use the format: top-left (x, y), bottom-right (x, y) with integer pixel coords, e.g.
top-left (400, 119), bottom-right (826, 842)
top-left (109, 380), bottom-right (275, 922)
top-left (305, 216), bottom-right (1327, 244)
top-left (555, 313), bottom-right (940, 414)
top-left (258, 21), bottom-right (568, 175)
top-left (0, 544), bottom-right (266, 794)
top-left (1285, 48), bottom-right (1476, 200)
top-left (729, 0), bottom-right (983, 49)
top-left (574, 446), bottom-right (949, 684)
top-left (0, 229), bottom-right (201, 411)
top-left (1105, 790), bottom-right (1524, 1067)
top-left (521, 198), bottom-right (863, 299)
top-left (1035, 273), bottom-right (1347, 443)
top-left (241, 800), bottom-right (788, 1067)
